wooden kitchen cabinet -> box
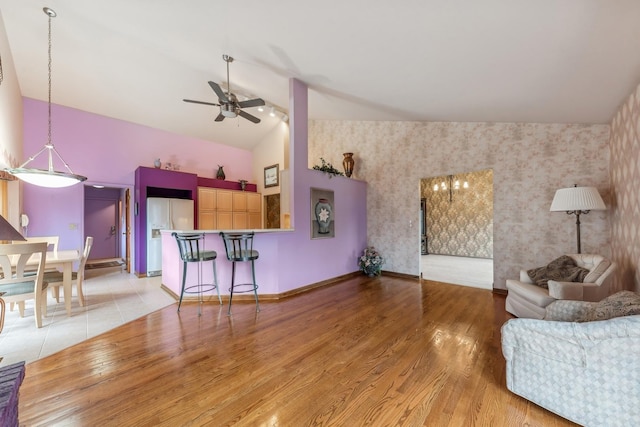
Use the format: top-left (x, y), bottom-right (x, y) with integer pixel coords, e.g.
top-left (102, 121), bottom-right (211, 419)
top-left (197, 187), bottom-right (261, 230)
top-left (247, 192), bottom-right (261, 213)
top-left (232, 211), bottom-right (248, 229)
top-left (197, 187), bottom-right (217, 229)
top-left (217, 211), bottom-right (233, 230)
top-left (216, 190), bottom-right (233, 211)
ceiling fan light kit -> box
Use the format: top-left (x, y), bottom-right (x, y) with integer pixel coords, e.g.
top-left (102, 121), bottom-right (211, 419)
top-left (183, 54), bottom-right (266, 124)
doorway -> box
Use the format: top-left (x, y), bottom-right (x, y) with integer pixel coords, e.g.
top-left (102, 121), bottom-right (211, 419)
top-left (420, 169), bottom-right (494, 289)
top-left (265, 194), bottom-right (281, 229)
top-left (84, 186), bottom-right (131, 272)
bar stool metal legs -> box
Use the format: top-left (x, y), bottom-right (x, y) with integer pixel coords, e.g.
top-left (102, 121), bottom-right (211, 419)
top-left (172, 232), bottom-right (222, 316)
top-left (220, 232), bottom-right (260, 315)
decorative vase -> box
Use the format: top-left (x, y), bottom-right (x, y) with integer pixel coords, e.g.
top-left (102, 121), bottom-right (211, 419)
top-left (314, 198), bottom-right (332, 234)
top-left (239, 180), bottom-right (247, 191)
top-left (342, 153), bottom-right (354, 178)
top-left (216, 165), bottom-right (225, 180)
top-left (154, 158), bottom-right (161, 168)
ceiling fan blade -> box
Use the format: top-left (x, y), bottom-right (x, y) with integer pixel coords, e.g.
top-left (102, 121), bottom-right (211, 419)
top-left (214, 113), bottom-right (225, 122)
top-left (208, 81), bottom-right (229, 103)
top-left (237, 98), bottom-right (266, 109)
top-left (238, 110), bottom-right (261, 124)
top-left (183, 99), bottom-right (220, 107)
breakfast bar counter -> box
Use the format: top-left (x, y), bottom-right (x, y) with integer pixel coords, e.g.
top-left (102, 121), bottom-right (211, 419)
top-left (160, 229), bottom-right (294, 300)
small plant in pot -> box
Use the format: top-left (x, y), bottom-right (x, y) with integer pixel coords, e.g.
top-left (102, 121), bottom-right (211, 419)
top-left (312, 158), bottom-right (344, 178)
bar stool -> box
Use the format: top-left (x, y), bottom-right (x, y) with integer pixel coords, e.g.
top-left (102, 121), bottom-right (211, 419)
top-left (219, 232), bottom-right (260, 315)
top-left (172, 232), bottom-right (222, 315)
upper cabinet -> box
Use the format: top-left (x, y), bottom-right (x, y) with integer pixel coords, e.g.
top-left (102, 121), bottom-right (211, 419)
top-left (197, 187), bottom-right (217, 230)
top-left (197, 187), bottom-right (262, 230)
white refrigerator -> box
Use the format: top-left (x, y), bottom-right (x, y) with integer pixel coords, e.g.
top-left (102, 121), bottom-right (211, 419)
top-left (147, 197), bottom-right (194, 276)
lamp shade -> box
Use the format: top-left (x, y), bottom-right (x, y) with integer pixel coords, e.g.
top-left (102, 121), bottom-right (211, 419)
top-left (550, 187), bottom-right (606, 212)
top-left (0, 215), bottom-right (26, 241)
top-left (7, 167), bottom-right (87, 188)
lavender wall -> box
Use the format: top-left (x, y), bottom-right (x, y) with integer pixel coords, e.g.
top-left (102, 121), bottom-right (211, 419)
top-left (21, 98), bottom-right (253, 252)
top-left (161, 79), bottom-right (368, 295)
top-left (22, 79), bottom-right (368, 293)
top-left (276, 79), bottom-right (368, 292)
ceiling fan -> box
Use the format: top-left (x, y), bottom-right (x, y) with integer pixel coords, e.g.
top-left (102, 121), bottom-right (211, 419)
top-left (183, 54), bottom-right (265, 123)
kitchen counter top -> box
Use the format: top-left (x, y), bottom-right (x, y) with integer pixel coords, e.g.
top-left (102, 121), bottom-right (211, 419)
top-left (161, 228), bottom-right (294, 234)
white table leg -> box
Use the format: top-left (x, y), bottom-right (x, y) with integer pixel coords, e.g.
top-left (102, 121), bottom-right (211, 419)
top-left (63, 261), bottom-right (72, 316)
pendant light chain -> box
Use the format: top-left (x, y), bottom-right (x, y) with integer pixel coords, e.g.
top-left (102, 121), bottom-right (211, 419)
top-left (3, 7), bottom-right (87, 186)
top-left (47, 10), bottom-right (53, 148)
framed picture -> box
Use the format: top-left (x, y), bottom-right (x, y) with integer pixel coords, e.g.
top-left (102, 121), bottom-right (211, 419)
top-left (311, 188), bottom-right (335, 239)
top-left (264, 164), bottom-right (279, 188)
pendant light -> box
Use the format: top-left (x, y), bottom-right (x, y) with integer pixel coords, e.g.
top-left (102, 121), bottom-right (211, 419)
top-left (5, 7), bottom-right (87, 188)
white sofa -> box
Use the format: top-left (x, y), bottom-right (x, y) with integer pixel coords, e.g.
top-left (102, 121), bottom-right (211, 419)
top-left (502, 294), bottom-right (640, 426)
top-left (505, 254), bottom-right (615, 319)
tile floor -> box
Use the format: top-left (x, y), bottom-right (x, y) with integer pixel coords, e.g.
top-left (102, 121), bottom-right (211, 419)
top-left (0, 271), bottom-right (175, 367)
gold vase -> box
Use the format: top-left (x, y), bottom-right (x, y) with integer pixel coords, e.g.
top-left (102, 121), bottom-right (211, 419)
top-left (342, 153), bottom-right (354, 178)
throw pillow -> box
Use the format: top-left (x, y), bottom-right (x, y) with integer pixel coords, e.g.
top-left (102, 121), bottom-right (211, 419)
top-left (527, 255), bottom-right (590, 289)
top-left (580, 291), bottom-right (640, 322)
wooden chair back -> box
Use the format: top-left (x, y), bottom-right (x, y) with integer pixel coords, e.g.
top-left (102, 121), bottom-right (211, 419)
top-left (0, 242), bottom-right (48, 328)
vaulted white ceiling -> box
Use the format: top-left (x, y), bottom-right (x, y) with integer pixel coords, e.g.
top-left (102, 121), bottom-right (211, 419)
top-left (2, 1), bottom-right (640, 150)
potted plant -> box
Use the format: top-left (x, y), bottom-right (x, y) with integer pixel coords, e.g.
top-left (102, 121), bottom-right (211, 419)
top-left (312, 158), bottom-right (344, 178)
top-left (358, 246), bottom-right (384, 277)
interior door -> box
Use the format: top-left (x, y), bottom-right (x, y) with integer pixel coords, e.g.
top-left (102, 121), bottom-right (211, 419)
top-left (85, 196), bottom-right (119, 260)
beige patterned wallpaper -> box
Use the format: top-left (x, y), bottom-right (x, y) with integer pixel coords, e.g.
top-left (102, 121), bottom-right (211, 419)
top-left (308, 121), bottom-right (610, 290)
top-left (421, 169), bottom-right (493, 258)
top-left (609, 82), bottom-right (640, 293)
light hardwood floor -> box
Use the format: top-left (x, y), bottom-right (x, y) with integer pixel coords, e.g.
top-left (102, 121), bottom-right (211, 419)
top-left (18, 275), bottom-right (577, 426)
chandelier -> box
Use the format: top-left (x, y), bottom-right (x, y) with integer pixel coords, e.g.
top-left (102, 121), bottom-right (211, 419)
top-left (433, 175), bottom-right (469, 202)
top-left (5, 7), bottom-right (87, 188)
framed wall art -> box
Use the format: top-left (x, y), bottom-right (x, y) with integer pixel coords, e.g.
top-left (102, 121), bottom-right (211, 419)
top-left (264, 164), bottom-right (279, 188)
top-left (311, 187), bottom-right (335, 239)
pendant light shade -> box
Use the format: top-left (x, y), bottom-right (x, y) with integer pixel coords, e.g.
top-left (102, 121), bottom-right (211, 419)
top-left (5, 7), bottom-right (87, 188)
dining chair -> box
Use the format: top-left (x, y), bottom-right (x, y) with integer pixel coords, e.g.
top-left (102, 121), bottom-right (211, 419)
top-left (12, 236), bottom-right (59, 277)
top-left (0, 292), bottom-right (5, 334)
top-left (0, 242), bottom-right (49, 328)
top-left (48, 236), bottom-right (93, 307)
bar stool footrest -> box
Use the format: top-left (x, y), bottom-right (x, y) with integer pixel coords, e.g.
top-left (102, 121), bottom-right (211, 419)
top-left (183, 284), bottom-right (218, 294)
top-left (229, 283), bottom-right (259, 293)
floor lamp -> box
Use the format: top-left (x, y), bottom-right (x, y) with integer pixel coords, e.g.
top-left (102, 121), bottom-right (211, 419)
top-left (550, 185), bottom-right (606, 254)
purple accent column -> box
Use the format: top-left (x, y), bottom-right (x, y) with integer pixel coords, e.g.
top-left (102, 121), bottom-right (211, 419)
top-left (134, 167), bottom-right (198, 276)
top-left (289, 78), bottom-right (308, 226)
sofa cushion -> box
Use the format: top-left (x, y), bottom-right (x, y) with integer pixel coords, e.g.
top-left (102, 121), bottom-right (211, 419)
top-left (506, 279), bottom-right (557, 307)
top-left (527, 255), bottom-right (589, 289)
top-left (580, 291), bottom-right (640, 322)
top-left (578, 256), bottom-right (611, 283)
